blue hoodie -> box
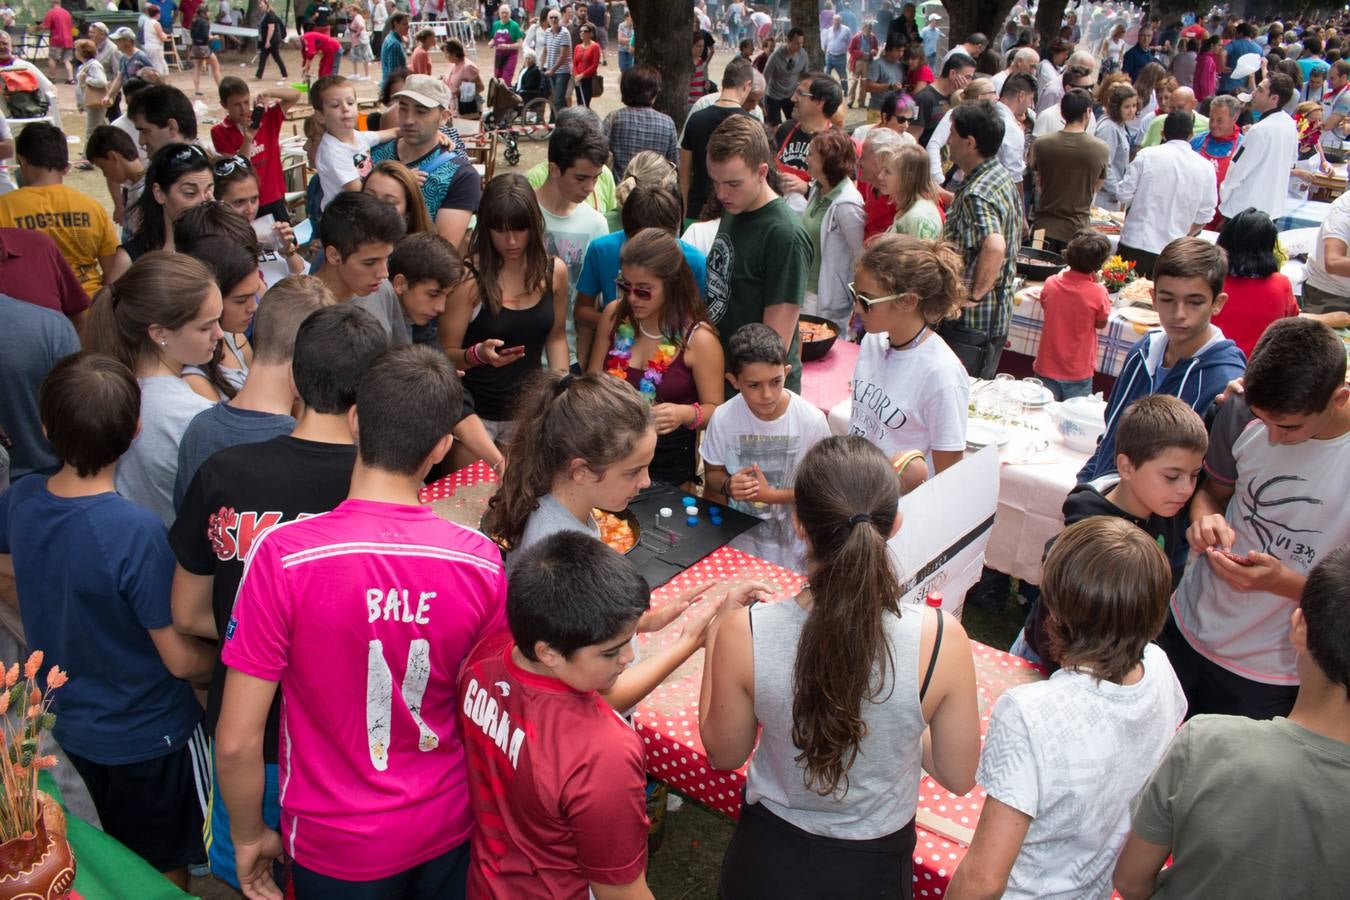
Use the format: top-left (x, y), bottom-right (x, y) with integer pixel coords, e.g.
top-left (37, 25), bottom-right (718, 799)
top-left (1078, 327), bottom-right (1247, 483)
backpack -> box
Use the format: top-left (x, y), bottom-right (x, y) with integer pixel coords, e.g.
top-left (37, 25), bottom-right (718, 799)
top-left (0, 68), bottom-right (49, 120)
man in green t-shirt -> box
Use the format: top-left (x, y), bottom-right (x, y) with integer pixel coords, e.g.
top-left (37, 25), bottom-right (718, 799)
top-left (703, 115), bottom-right (812, 395)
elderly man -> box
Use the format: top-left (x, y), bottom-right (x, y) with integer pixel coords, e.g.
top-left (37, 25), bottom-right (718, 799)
top-left (859, 127), bottom-right (908, 239)
top-left (1191, 94), bottom-right (1242, 222)
top-left (1140, 86), bottom-right (1207, 146)
top-left (1219, 74), bottom-right (1299, 221)
top-left (942, 32), bottom-right (988, 67)
top-left (822, 13), bottom-right (853, 94)
top-left (992, 46), bottom-right (1039, 94)
top-left (0, 31), bottom-right (61, 128)
top-left (1115, 112), bottom-right (1217, 277)
top-left (943, 100), bottom-right (1021, 378)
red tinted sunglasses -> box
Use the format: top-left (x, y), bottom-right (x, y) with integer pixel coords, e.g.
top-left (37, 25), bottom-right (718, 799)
top-left (615, 277), bottom-right (655, 301)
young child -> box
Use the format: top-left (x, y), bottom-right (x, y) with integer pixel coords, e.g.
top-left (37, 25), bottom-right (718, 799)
top-left (216, 345), bottom-right (504, 897)
top-left (459, 533), bottom-right (716, 899)
top-left (1114, 544), bottom-right (1350, 898)
top-left (170, 303), bottom-right (390, 891)
top-left (1163, 316), bottom-right (1350, 720)
top-left (947, 516), bottom-right (1187, 900)
top-left (483, 371), bottom-right (724, 711)
top-left (311, 75), bottom-right (396, 211)
top-left (387, 230), bottom-right (462, 345)
top-left (86, 124), bottom-right (146, 234)
top-left (0, 352), bottom-right (214, 888)
top-left (1014, 395), bottom-right (1208, 669)
top-left (702, 323), bottom-right (831, 571)
top-left (848, 233), bottom-right (971, 487)
top-left (1033, 229), bottom-right (1113, 400)
top-left (1079, 237), bottom-right (1247, 482)
top-left (315, 190), bottom-right (408, 332)
top-left (1292, 100), bottom-right (1327, 194)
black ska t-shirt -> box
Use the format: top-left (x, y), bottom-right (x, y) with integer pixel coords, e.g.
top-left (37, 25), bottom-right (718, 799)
top-left (681, 105), bottom-right (748, 220)
top-left (170, 435), bottom-right (356, 760)
top-left (915, 84), bottom-right (952, 147)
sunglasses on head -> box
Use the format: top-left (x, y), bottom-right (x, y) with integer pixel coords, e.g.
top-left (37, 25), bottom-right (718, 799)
top-left (848, 282), bottom-right (905, 310)
top-left (212, 155), bottom-right (252, 177)
top-left (615, 277), bottom-right (655, 302)
top-left (163, 144), bottom-right (209, 170)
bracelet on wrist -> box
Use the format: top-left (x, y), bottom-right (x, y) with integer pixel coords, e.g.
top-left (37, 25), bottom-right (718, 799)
top-left (687, 401), bottom-right (704, 430)
top-left (465, 343), bottom-right (482, 367)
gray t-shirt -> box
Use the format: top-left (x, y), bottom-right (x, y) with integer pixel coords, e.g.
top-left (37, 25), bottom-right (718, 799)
top-left (351, 281), bottom-right (409, 342)
top-left (1131, 715), bottom-right (1350, 898)
top-left (173, 403), bottom-right (296, 510)
top-left (0, 294), bottom-right (79, 481)
top-left (867, 56), bottom-right (906, 109)
top-left (763, 46), bottom-right (809, 100)
top-left (116, 376), bottom-right (215, 526)
top-left (508, 493), bottom-right (598, 573)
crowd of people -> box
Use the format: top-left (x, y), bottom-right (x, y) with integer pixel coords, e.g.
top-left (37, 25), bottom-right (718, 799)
top-left (0, 2), bottom-right (1349, 900)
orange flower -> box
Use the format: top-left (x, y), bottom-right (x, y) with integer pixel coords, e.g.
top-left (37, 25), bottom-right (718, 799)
top-left (23, 651), bottom-right (42, 680)
top-left (32, 756), bottom-right (57, 770)
top-left (45, 668), bottom-right (67, 690)
top-left (4, 663), bottom-right (17, 688)
top-left (0, 691), bottom-right (9, 716)
top-left (25, 705), bottom-right (40, 719)
top-left (27, 688), bottom-right (40, 707)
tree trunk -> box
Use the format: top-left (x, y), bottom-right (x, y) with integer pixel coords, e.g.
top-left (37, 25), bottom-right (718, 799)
top-left (629, 0), bottom-right (695, 128)
top-left (942, 0), bottom-right (1019, 57)
top-left (1033, 0), bottom-right (1068, 51)
top-left (790, 0), bottom-right (822, 68)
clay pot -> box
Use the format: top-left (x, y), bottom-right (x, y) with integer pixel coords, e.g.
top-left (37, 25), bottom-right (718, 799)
top-left (0, 795), bottom-right (76, 900)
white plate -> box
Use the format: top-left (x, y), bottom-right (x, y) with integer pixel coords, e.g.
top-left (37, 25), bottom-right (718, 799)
top-left (1009, 382), bottom-right (1054, 407)
top-left (966, 420), bottom-right (1011, 449)
top-left (1117, 306), bottom-right (1161, 327)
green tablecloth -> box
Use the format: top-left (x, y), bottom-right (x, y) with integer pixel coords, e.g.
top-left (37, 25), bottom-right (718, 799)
top-left (39, 772), bottom-right (196, 900)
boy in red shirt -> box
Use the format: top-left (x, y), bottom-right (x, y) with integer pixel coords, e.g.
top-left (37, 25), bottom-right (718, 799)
top-left (458, 533), bottom-right (654, 899)
top-left (210, 77), bottom-right (302, 224)
top-left (1033, 229), bottom-right (1113, 400)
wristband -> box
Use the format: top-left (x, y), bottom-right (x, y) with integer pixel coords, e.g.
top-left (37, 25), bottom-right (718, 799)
top-left (687, 401), bottom-right (704, 430)
top-left (892, 450), bottom-right (926, 481)
top-left (466, 343), bottom-right (482, 367)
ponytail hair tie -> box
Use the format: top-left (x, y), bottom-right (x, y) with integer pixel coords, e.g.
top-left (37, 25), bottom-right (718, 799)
top-left (554, 372), bottom-right (577, 395)
top-left (848, 513), bottom-right (871, 528)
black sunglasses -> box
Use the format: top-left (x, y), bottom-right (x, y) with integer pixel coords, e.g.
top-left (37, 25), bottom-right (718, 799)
top-left (212, 155), bottom-right (252, 177)
top-left (162, 144), bottom-right (210, 170)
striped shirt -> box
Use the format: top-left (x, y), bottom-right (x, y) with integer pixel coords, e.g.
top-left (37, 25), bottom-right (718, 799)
top-left (541, 25), bottom-right (571, 74)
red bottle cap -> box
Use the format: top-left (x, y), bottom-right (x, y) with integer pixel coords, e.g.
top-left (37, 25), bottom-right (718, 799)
top-left (925, 591), bottom-right (943, 608)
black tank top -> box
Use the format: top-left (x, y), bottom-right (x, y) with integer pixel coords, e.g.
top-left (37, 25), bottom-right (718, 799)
top-left (462, 264), bottom-right (556, 421)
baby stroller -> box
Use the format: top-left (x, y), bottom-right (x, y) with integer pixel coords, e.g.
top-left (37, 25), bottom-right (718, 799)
top-left (483, 77), bottom-right (553, 166)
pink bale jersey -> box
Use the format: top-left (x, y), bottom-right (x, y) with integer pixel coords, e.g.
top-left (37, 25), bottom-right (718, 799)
top-left (223, 499), bottom-right (507, 881)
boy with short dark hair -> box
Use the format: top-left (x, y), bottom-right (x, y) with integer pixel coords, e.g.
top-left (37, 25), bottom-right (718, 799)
top-left (535, 119), bottom-right (610, 361)
top-left (949, 517), bottom-right (1186, 900)
top-left (458, 532), bottom-right (653, 899)
top-left (170, 304), bottom-right (390, 890)
top-left (387, 231), bottom-right (463, 345)
top-left (1015, 395), bottom-right (1208, 669)
top-left (211, 76), bottom-right (301, 224)
top-left (217, 344), bottom-right (504, 897)
top-left (316, 190), bottom-right (408, 334)
top-left (1162, 316), bottom-right (1350, 720)
top-left (86, 123), bottom-right (145, 230)
top-left (1033, 228), bottom-right (1113, 401)
top-left (0, 352), bottom-right (214, 888)
top-left (1115, 544), bottom-right (1350, 898)
top-left (702, 323), bottom-right (831, 571)
top-left (1079, 236), bottom-right (1247, 482)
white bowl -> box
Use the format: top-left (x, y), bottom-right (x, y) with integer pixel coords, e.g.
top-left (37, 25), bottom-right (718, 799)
top-left (1050, 396), bottom-right (1107, 454)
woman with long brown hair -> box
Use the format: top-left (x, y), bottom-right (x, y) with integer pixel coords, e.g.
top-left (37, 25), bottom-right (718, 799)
top-left (586, 228), bottom-right (723, 488)
top-left (439, 173), bottom-right (569, 459)
top-left (700, 435), bottom-right (980, 898)
top-left (880, 144), bottom-right (943, 239)
top-left (363, 160), bottom-right (435, 236)
top-left (85, 252), bottom-right (224, 525)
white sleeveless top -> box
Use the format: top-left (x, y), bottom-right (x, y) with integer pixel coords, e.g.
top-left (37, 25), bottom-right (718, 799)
top-left (746, 599), bottom-right (929, 839)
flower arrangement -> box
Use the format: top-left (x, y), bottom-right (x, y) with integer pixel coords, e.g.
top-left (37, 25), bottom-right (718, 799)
top-left (604, 321), bottom-right (679, 402)
top-left (0, 652), bottom-right (66, 842)
top-left (1100, 255), bottom-right (1137, 292)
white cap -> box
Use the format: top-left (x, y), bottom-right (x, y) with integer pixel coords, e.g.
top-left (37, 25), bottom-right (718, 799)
top-left (1236, 91), bottom-right (1253, 103)
top-left (927, 13), bottom-right (940, 22)
top-left (1231, 52), bottom-right (1263, 81)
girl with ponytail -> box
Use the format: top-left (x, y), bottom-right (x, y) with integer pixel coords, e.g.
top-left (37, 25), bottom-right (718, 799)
top-left (85, 251), bottom-right (224, 525)
top-left (485, 370), bottom-right (756, 711)
top-left (701, 436), bottom-right (979, 899)
top-left (847, 233), bottom-right (972, 493)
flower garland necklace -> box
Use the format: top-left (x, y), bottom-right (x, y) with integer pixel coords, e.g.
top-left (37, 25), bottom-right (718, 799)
top-left (604, 319), bottom-right (679, 402)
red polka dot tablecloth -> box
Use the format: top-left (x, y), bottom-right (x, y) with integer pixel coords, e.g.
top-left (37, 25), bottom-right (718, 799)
top-left (422, 466), bottom-right (1047, 895)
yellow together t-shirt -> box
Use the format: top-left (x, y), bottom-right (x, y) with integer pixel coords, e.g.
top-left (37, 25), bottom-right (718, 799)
top-left (0, 184), bottom-right (119, 296)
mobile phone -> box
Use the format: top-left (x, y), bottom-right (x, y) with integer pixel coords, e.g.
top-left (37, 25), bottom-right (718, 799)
top-left (502, 345), bottom-right (526, 355)
top-left (250, 104), bottom-right (265, 130)
top-left (1212, 548), bottom-right (1256, 567)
